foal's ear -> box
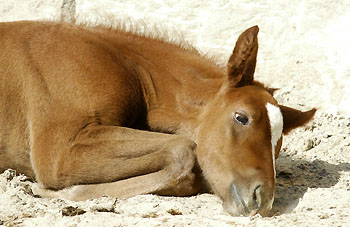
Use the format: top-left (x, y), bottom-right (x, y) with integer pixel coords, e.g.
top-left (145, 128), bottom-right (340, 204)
top-left (280, 105), bottom-right (316, 134)
top-left (227, 25), bottom-right (259, 87)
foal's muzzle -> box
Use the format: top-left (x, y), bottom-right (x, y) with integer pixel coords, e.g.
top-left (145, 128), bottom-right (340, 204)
top-left (223, 182), bottom-right (274, 216)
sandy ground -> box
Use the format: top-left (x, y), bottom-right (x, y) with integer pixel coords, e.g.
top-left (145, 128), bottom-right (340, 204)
top-left (0, 0), bottom-right (350, 226)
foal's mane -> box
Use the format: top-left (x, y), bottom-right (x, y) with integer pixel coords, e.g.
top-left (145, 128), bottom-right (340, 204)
top-left (77, 19), bottom-right (198, 53)
top-left (72, 18), bottom-right (225, 68)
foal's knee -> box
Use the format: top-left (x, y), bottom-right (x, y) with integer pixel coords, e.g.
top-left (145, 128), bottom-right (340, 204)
top-left (157, 136), bottom-right (199, 196)
top-left (166, 136), bottom-right (197, 179)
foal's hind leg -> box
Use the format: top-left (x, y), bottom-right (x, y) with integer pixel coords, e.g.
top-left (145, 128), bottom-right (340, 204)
top-left (31, 124), bottom-right (199, 200)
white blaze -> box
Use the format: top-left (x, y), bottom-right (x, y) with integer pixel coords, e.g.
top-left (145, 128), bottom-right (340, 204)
top-left (265, 103), bottom-right (283, 178)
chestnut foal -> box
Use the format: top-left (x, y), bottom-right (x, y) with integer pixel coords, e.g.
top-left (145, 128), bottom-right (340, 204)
top-left (0, 21), bottom-right (315, 216)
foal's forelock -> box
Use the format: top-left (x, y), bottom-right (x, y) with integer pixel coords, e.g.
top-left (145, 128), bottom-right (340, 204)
top-left (265, 103), bottom-right (283, 178)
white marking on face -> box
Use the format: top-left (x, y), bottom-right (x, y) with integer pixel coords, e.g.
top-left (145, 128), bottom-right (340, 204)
top-left (265, 103), bottom-right (283, 178)
top-left (265, 103), bottom-right (283, 207)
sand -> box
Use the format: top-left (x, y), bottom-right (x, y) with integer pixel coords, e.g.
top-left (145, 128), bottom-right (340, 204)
top-left (0, 0), bottom-right (349, 226)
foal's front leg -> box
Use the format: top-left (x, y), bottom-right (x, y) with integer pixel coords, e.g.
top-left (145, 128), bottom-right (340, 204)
top-left (31, 125), bottom-right (199, 200)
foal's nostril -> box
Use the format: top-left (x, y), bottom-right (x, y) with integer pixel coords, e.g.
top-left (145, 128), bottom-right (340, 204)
top-left (253, 184), bottom-right (263, 208)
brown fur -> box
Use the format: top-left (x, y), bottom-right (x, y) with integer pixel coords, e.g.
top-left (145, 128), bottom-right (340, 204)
top-left (0, 21), bottom-right (315, 216)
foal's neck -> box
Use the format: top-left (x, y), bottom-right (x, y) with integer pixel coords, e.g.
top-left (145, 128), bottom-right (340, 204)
top-left (111, 31), bottom-right (225, 141)
top-left (142, 58), bottom-right (224, 141)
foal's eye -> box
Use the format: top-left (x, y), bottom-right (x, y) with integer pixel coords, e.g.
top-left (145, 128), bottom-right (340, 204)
top-left (234, 112), bottom-right (250, 125)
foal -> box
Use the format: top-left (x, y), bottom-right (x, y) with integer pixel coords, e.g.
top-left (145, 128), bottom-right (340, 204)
top-left (0, 21), bottom-right (315, 216)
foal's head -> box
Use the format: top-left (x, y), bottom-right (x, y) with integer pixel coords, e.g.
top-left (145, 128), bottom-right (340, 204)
top-left (196, 26), bottom-right (315, 216)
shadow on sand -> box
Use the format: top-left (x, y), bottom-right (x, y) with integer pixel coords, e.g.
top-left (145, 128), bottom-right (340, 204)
top-left (271, 154), bottom-right (350, 215)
